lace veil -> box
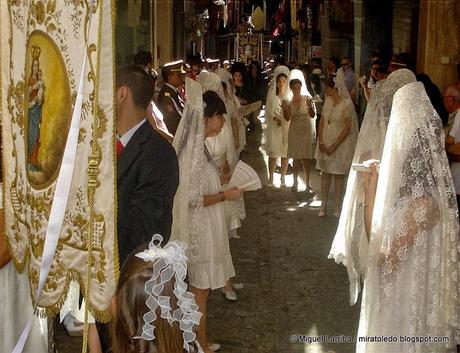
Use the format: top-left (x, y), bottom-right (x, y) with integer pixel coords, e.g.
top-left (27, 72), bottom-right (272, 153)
top-left (265, 65), bottom-right (289, 122)
top-left (285, 68), bottom-right (313, 101)
top-left (197, 71), bottom-right (226, 102)
top-left (198, 71), bottom-right (238, 170)
top-left (215, 67), bottom-right (240, 132)
top-left (377, 68), bottom-right (416, 153)
top-left (357, 82), bottom-right (459, 352)
top-left (333, 67), bottom-right (359, 149)
top-left (215, 68), bottom-right (234, 97)
top-left (335, 67), bottom-right (353, 101)
top-left (171, 78), bottom-right (205, 262)
top-left (329, 70), bottom-right (416, 305)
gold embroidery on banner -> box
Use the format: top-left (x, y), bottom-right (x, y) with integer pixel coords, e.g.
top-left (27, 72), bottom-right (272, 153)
top-left (85, 0), bottom-right (113, 323)
top-left (111, 0), bottom-right (120, 288)
top-left (5, 0), bottom-right (114, 318)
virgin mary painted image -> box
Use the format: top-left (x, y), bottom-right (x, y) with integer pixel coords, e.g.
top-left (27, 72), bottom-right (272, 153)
top-left (27, 47), bottom-right (45, 172)
top-left (24, 31), bottom-right (71, 189)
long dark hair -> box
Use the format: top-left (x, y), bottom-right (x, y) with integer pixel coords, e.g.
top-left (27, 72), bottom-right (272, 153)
top-left (110, 253), bottom-right (184, 353)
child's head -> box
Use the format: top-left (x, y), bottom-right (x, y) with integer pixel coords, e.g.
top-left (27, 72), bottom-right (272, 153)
top-left (110, 235), bottom-right (201, 353)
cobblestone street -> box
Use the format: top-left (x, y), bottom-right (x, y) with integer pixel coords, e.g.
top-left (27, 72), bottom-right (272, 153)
top-left (56, 119), bottom-right (360, 353)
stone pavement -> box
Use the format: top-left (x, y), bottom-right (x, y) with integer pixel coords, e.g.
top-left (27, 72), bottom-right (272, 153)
top-left (55, 120), bottom-right (360, 353)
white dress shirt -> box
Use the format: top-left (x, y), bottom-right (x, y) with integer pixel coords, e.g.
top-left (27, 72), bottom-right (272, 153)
top-left (118, 118), bottom-right (146, 147)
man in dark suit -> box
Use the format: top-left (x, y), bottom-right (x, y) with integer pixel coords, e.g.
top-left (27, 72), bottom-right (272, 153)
top-left (91, 65), bottom-right (179, 353)
top-left (116, 64), bottom-right (179, 264)
top-left (157, 60), bottom-right (186, 135)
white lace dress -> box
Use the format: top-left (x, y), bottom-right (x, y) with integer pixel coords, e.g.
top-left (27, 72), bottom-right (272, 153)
top-left (187, 158), bottom-right (235, 290)
top-left (315, 97), bottom-right (356, 174)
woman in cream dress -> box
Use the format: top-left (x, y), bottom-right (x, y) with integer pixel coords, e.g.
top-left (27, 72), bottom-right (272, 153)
top-left (284, 69), bottom-right (316, 192)
top-left (315, 71), bottom-right (358, 217)
top-left (265, 65), bottom-right (290, 187)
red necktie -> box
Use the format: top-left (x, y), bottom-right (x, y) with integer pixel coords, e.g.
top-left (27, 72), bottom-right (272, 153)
top-left (116, 139), bottom-right (124, 158)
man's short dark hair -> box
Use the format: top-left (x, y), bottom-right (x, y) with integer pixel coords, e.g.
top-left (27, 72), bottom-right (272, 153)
top-left (116, 64), bottom-right (154, 109)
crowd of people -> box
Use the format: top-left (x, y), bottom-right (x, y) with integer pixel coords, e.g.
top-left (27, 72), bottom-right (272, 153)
top-left (1, 47), bottom-right (460, 353)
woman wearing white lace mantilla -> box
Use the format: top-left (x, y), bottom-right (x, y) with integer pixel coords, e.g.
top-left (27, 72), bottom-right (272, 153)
top-left (215, 68), bottom-right (241, 152)
top-left (328, 69), bottom-right (416, 305)
top-left (171, 78), bottom-right (242, 353)
top-left (265, 65), bottom-right (290, 187)
top-left (358, 81), bottom-right (459, 353)
top-left (199, 70), bottom-right (245, 301)
top-left (315, 69), bottom-right (358, 217)
top-left (283, 69), bottom-right (316, 193)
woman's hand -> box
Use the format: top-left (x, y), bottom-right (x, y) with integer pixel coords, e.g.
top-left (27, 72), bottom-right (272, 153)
top-left (362, 162), bottom-right (379, 240)
top-left (319, 142), bottom-right (327, 153)
top-left (321, 143), bottom-right (337, 155)
top-left (306, 99), bottom-right (315, 117)
top-left (280, 101), bottom-right (290, 121)
top-left (224, 186), bottom-right (243, 201)
top-left (219, 173), bottom-right (231, 185)
top-left (363, 162), bottom-right (379, 206)
top-left (325, 143), bottom-right (337, 155)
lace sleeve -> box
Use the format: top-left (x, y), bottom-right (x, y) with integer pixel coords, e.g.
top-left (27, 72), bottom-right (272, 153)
top-left (379, 195), bottom-right (440, 273)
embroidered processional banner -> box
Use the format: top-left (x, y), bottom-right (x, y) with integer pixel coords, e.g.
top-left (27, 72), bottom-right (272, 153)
top-left (0, 0), bottom-right (117, 321)
top-left (236, 33), bottom-right (263, 64)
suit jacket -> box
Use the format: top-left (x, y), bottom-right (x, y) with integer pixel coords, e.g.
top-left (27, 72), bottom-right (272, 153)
top-left (157, 83), bottom-right (184, 135)
top-left (117, 121), bottom-right (179, 266)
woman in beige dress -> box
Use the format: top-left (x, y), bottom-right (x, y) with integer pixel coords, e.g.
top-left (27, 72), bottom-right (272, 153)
top-left (315, 75), bottom-right (358, 217)
top-left (284, 70), bottom-right (316, 192)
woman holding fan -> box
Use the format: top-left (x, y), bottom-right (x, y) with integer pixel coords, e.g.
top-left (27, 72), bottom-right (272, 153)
top-left (171, 78), bottom-right (243, 353)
